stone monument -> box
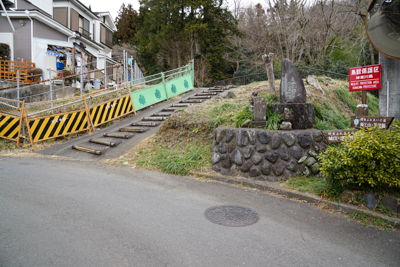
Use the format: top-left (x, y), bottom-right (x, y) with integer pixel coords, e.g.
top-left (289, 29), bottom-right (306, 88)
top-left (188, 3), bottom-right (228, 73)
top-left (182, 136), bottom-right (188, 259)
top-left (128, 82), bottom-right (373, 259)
top-left (249, 91), bottom-right (267, 127)
top-left (270, 58), bottom-right (315, 129)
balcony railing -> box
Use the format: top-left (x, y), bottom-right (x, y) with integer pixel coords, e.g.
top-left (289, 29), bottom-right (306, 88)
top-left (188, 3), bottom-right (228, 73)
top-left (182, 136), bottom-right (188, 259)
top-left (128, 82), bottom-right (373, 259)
top-left (79, 27), bottom-right (92, 39)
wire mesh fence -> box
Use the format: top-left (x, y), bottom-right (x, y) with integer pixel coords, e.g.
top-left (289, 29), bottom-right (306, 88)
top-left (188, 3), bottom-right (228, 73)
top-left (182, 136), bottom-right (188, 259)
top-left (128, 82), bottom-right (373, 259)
top-left (0, 97), bottom-right (24, 117)
top-left (24, 96), bottom-right (87, 119)
top-left (85, 85), bottom-right (130, 109)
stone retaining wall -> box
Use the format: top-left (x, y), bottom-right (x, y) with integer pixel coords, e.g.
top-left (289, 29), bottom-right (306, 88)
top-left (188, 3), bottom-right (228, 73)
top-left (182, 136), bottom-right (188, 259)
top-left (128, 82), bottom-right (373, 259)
top-left (212, 127), bottom-right (329, 181)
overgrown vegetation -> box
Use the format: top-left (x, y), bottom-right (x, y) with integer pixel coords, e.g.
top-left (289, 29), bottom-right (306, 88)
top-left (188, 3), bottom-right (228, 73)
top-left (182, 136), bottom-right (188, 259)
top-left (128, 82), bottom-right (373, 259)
top-left (320, 120), bottom-right (400, 189)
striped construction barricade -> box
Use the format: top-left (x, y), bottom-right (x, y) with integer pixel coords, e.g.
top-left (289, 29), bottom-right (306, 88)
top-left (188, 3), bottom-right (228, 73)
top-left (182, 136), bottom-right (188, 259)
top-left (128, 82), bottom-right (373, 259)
top-left (89, 94), bottom-right (135, 127)
top-left (26, 109), bottom-right (90, 144)
top-left (0, 98), bottom-right (25, 146)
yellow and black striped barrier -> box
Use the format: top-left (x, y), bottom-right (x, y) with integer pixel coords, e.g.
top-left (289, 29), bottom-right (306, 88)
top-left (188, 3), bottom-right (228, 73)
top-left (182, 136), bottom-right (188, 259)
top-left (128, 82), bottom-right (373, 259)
top-left (0, 114), bottom-right (22, 142)
top-left (27, 109), bottom-right (90, 143)
top-left (90, 95), bottom-right (134, 127)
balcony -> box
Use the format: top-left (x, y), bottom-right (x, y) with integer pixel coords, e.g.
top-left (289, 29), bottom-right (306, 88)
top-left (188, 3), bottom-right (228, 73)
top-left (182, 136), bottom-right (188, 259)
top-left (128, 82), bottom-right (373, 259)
top-left (79, 27), bottom-right (92, 39)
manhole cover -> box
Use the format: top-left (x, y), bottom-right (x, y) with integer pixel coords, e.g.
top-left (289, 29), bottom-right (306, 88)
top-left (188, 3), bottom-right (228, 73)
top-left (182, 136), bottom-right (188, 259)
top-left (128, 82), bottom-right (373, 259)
top-left (205, 205), bottom-right (259, 227)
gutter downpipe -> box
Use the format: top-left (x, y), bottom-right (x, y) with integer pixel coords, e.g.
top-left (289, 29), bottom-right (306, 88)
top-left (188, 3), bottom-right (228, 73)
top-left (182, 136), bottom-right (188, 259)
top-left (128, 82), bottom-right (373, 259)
top-left (25, 10), bottom-right (33, 63)
top-left (0, 0), bottom-right (15, 31)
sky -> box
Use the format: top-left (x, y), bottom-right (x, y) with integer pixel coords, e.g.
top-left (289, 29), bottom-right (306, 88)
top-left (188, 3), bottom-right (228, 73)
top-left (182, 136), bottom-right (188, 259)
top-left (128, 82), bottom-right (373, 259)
top-left (79, 0), bottom-right (256, 23)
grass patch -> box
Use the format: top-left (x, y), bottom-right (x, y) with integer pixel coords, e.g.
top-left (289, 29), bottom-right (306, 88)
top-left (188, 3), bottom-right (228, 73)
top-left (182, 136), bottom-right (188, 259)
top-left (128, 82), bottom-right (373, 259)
top-left (348, 212), bottom-right (396, 231)
top-left (367, 92), bottom-right (379, 116)
top-left (283, 175), bottom-right (328, 196)
top-left (335, 88), bottom-right (358, 113)
top-left (234, 104), bottom-right (253, 127)
top-left (207, 103), bottom-right (242, 128)
top-left (137, 142), bottom-right (212, 176)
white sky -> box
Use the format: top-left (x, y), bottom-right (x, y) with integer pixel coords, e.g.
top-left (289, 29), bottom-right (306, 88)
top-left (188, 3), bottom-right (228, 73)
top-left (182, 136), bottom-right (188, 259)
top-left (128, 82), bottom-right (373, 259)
top-left (79, 0), bottom-right (257, 23)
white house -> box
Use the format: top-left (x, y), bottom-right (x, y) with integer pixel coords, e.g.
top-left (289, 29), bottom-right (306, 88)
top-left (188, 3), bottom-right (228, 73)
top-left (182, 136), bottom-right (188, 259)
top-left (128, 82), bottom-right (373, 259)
top-left (0, 0), bottom-right (117, 80)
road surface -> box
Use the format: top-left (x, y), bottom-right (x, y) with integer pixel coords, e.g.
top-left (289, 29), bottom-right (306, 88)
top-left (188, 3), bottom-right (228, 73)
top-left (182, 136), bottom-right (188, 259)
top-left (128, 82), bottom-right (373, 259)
top-left (0, 157), bottom-right (399, 266)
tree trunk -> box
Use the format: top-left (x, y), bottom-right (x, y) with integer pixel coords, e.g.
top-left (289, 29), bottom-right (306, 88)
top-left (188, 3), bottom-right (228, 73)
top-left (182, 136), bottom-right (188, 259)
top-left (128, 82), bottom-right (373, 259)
top-left (262, 53), bottom-right (276, 94)
top-left (369, 43), bottom-right (375, 65)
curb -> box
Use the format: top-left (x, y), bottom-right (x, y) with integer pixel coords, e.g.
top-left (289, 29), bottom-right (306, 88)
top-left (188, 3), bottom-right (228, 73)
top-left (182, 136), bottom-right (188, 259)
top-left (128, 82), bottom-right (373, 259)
top-left (190, 171), bottom-right (400, 229)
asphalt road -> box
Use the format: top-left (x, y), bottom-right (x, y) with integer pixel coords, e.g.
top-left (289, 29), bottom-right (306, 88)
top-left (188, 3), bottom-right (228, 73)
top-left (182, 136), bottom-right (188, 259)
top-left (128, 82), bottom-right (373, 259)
top-left (0, 157), bottom-right (399, 266)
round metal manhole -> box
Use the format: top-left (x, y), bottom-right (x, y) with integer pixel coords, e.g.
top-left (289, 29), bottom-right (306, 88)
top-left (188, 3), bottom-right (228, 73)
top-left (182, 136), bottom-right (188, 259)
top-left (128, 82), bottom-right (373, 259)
top-left (205, 205), bottom-right (259, 227)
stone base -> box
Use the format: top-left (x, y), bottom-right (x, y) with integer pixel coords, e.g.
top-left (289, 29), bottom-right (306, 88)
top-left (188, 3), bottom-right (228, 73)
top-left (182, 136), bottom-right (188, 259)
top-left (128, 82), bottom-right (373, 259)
top-left (212, 127), bottom-right (327, 182)
top-left (252, 121), bottom-right (266, 127)
top-left (270, 103), bottom-right (315, 129)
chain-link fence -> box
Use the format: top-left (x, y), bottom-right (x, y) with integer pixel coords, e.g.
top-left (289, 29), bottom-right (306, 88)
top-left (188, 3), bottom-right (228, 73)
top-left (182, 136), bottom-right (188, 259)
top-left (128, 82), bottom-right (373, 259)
top-left (0, 97), bottom-right (24, 117)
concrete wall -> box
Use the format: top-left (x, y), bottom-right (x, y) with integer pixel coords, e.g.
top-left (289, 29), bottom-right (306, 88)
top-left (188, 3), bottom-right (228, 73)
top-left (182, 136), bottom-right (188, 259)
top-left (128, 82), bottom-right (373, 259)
top-left (379, 54), bottom-right (400, 121)
top-left (212, 127), bottom-right (328, 181)
top-left (0, 84), bottom-right (76, 103)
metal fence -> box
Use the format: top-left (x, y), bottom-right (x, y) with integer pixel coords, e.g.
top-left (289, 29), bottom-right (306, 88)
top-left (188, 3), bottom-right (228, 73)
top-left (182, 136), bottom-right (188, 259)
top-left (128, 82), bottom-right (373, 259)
top-left (206, 67), bottom-right (350, 88)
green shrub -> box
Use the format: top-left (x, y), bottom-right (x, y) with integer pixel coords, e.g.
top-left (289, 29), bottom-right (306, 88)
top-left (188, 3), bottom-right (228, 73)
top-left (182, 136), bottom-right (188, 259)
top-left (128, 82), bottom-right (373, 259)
top-left (320, 120), bottom-right (400, 189)
top-left (0, 43), bottom-right (10, 60)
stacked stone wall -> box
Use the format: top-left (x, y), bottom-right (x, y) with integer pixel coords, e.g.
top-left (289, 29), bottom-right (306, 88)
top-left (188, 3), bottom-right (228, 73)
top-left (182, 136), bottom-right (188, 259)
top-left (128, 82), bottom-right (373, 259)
top-left (212, 127), bottom-right (328, 181)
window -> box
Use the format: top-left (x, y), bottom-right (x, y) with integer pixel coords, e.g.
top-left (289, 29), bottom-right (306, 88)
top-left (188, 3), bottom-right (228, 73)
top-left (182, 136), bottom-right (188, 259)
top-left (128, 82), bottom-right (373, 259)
top-left (79, 16), bottom-right (91, 38)
top-left (70, 8), bottom-right (91, 39)
top-left (100, 24), bottom-right (113, 48)
top-left (53, 7), bottom-right (68, 27)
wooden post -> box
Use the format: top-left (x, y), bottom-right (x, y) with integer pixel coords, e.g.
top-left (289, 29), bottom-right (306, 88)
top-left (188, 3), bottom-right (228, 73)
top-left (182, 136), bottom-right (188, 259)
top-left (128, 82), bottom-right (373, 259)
top-left (356, 90), bottom-right (369, 116)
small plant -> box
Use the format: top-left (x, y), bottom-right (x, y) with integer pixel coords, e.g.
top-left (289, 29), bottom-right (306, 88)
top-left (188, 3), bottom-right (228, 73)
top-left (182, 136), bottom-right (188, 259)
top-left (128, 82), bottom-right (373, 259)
top-left (265, 107), bottom-right (281, 130)
top-left (207, 103), bottom-right (241, 128)
top-left (234, 104), bottom-right (253, 127)
top-left (320, 120), bottom-right (400, 190)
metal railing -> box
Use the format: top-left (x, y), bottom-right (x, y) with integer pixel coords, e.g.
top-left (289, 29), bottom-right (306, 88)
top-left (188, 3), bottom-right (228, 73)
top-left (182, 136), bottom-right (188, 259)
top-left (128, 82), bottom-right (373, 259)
top-left (206, 67), bottom-right (350, 87)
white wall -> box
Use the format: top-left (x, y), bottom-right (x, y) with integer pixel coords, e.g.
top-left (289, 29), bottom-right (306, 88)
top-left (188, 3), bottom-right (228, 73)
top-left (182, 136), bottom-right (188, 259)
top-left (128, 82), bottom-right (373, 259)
top-left (33, 37), bottom-right (73, 79)
top-left (26, 0), bottom-right (53, 16)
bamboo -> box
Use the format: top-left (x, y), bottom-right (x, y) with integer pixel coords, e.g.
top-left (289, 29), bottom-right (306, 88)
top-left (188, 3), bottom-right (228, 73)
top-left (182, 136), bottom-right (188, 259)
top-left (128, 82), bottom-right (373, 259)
top-left (23, 107), bottom-right (34, 147)
top-left (16, 100), bottom-right (25, 147)
top-left (83, 95), bottom-right (93, 133)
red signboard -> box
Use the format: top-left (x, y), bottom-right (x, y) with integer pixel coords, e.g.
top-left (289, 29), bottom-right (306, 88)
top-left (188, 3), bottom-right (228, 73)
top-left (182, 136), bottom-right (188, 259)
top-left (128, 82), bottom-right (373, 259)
top-left (349, 64), bottom-right (381, 91)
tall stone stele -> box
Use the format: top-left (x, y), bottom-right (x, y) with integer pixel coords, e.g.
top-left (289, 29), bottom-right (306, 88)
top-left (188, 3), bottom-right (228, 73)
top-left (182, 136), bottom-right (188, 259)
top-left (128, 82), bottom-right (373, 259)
top-left (270, 58), bottom-right (315, 129)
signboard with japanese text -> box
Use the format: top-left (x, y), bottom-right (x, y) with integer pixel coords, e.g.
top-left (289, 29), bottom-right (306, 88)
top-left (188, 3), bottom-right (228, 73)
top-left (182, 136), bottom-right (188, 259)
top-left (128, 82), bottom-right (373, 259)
top-left (322, 130), bottom-right (358, 143)
top-left (351, 116), bottom-right (394, 129)
top-left (349, 64), bottom-right (381, 91)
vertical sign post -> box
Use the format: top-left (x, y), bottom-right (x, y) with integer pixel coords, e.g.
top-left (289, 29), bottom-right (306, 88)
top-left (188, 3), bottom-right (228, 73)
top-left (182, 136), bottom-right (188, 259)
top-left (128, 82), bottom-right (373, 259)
top-left (349, 64), bottom-right (381, 115)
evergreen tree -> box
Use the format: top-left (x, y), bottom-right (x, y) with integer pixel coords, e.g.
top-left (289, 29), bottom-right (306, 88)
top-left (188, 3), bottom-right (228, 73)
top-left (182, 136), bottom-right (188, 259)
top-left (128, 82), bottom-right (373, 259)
top-left (135, 0), bottom-right (239, 82)
top-left (113, 4), bottom-right (139, 45)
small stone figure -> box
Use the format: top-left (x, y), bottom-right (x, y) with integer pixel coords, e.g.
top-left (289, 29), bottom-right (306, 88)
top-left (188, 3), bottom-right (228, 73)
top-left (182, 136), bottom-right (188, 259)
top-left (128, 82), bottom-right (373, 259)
top-left (281, 108), bottom-right (293, 130)
top-left (249, 91), bottom-right (258, 113)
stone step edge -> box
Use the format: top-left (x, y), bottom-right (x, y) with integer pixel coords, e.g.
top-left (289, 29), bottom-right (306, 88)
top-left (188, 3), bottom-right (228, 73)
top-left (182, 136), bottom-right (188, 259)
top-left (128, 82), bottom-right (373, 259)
top-left (189, 171), bottom-right (400, 229)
